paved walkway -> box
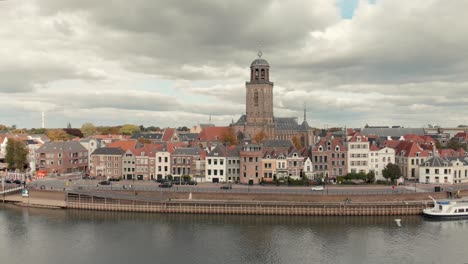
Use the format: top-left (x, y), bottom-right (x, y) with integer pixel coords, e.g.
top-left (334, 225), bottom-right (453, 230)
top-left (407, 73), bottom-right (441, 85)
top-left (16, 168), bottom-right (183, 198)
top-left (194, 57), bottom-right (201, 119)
top-left (3, 191), bottom-right (66, 208)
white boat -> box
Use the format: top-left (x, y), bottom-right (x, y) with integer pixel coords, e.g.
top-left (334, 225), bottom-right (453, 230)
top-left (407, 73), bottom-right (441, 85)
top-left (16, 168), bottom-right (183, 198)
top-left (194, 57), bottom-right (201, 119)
top-left (423, 196), bottom-right (468, 220)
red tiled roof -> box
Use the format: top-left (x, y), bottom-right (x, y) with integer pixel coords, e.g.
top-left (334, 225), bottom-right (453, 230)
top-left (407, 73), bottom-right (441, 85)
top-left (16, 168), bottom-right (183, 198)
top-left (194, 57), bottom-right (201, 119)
top-left (165, 142), bottom-right (189, 154)
top-left (162, 128), bottom-right (176, 142)
top-left (107, 139), bottom-right (137, 151)
top-left (403, 134), bottom-right (436, 145)
top-left (91, 135), bottom-right (130, 140)
top-left (394, 141), bottom-right (431, 157)
top-left (196, 126), bottom-right (231, 142)
top-left (369, 144), bottom-right (380, 151)
top-left (383, 140), bottom-right (402, 149)
top-left (347, 132), bottom-right (368, 142)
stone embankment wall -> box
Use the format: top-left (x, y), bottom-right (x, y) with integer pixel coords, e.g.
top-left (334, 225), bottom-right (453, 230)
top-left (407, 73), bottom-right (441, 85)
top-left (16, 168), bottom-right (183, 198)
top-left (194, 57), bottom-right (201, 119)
top-left (66, 191), bottom-right (454, 216)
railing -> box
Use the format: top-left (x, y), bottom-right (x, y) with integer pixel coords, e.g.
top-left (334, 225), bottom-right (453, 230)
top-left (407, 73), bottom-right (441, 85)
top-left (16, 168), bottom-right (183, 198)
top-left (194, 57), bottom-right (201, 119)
top-left (66, 191), bottom-right (431, 216)
top-left (0, 186), bottom-right (24, 195)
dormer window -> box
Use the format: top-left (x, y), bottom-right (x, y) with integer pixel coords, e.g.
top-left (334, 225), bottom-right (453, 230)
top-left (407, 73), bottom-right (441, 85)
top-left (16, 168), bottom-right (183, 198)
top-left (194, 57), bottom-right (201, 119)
top-left (416, 152), bottom-right (420, 157)
top-left (425, 162), bottom-right (429, 166)
top-left (266, 155), bottom-right (270, 159)
top-left (357, 136), bottom-right (361, 142)
top-left (335, 146), bottom-right (340, 151)
top-left (293, 153), bottom-right (297, 157)
top-left (318, 146), bottom-right (323, 152)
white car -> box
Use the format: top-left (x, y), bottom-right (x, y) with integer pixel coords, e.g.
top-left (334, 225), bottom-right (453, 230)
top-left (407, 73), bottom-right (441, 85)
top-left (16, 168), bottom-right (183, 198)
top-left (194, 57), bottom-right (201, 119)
top-left (311, 186), bottom-right (325, 191)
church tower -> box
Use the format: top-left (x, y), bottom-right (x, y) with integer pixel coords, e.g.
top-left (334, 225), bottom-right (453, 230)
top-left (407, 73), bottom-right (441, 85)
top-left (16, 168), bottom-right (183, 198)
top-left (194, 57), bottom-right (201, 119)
top-left (246, 51), bottom-right (274, 126)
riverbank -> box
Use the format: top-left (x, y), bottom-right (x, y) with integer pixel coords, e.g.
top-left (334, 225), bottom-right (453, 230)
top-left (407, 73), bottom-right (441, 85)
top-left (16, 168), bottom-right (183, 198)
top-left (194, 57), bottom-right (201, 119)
top-left (3, 189), bottom-right (459, 216)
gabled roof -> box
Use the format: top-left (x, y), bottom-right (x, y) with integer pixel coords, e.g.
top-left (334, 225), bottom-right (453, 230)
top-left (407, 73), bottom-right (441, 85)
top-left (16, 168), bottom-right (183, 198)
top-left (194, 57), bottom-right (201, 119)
top-left (383, 140), bottom-right (401, 149)
top-left (162, 128), bottom-right (176, 142)
top-left (348, 132), bottom-right (368, 142)
top-left (420, 156), bottom-right (454, 167)
top-left (313, 137), bottom-right (346, 152)
top-left (197, 126), bottom-right (231, 142)
top-left (207, 144), bottom-right (228, 157)
top-left (394, 141), bottom-right (431, 157)
top-left (172, 147), bottom-right (202, 156)
top-left (38, 141), bottom-right (88, 153)
top-left (106, 139), bottom-right (137, 151)
top-left (287, 146), bottom-right (302, 158)
top-left (369, 144), bottom-right (380, 151)
top-left (91, 147), bottom-right (125, 156)
top-left (403, 134), bottom-right (436, 145)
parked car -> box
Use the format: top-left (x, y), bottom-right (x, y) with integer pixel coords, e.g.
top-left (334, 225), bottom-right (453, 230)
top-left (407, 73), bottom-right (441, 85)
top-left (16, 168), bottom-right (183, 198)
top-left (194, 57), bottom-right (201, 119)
top-left (99, 180), bottom-right (111, 185)
top-left (13, 180), bottom-right (22, 184)
top-left (187, 181), bottom-right (197, 185)
top-left (5, 180), bottom-right (12, 184)
top-left (159, 182), bottom-right (173, 188)
top-left (220, 185), bottom-right (232, 190)
top-left (155, 178), bottom-right (165, 183)
top-left (108, 178), bottom-right (120, 182)
top-left (311, 186), bottom-right (325, 191)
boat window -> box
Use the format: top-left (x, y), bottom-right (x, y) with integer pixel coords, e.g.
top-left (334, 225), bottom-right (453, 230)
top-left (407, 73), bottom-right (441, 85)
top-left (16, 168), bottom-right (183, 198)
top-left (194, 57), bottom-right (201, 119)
top-left (459, 208), bottom-right (465, 213)
top-left (439, 205), bottom-right (443, 210)
top-left (454, 209), bottom-right (458, 213)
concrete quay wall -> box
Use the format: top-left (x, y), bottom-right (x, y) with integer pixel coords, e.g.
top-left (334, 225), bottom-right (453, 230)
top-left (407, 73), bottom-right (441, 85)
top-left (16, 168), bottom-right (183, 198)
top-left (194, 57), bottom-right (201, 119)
top-left (66, 192), bottom-right (443, 216)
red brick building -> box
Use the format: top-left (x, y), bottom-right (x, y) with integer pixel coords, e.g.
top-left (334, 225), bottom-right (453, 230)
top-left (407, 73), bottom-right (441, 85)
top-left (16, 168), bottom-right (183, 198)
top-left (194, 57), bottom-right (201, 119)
top-left (36, 141), bottom-right (88, 174)
top-left (90, 147), bottom-right (125, 179)
top-left (239, 143), bottom-right (262, 184)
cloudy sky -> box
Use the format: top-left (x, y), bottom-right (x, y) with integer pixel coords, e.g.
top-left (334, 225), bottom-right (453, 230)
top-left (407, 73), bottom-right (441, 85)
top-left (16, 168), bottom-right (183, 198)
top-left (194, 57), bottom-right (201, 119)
top-left (1, 0), bottom-right (467, 129)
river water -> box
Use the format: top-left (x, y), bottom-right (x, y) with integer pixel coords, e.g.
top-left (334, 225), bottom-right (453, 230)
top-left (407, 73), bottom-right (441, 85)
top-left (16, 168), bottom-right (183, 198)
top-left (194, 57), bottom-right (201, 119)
top-left (0, 205), bottom-right (467, 264)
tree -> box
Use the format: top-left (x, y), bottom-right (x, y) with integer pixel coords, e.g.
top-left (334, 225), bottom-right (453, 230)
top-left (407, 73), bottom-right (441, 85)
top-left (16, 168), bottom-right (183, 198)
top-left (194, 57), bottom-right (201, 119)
top-left (292, 136), bottom-right (303, 150)
top-left (382, 163), bottom-right (401, 183)
top-left (81, 123), bottom-right (97, 137)
top-left (253, 130), bottom-right (267, 143)
top-left (119, 124), bottom-right (140, 135)
top-left (367, 171), bottom-right (376, 183)
top-left (222, 129), bottom-right (238, 146)
top-left (146, 126), bottom-right (161, 132)
top-left (46, 129), bottom-right (72, 141)
top-left (177, 126), bottom-right (189, 132)
top-left (98, 126), bottom-right (121, 135)
top-left (5, 138), bottom-right (29, 171)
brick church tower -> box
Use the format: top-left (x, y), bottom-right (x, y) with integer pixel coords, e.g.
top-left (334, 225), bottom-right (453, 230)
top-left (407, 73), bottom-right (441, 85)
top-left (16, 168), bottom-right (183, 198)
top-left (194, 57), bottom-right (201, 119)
top-left (246, 51), bottom-right (274, 125)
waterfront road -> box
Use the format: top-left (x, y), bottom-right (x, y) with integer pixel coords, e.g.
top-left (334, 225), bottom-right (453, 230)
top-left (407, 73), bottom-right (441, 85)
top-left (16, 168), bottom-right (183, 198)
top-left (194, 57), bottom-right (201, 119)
top-left (27, 177), bottom-right (464, 195)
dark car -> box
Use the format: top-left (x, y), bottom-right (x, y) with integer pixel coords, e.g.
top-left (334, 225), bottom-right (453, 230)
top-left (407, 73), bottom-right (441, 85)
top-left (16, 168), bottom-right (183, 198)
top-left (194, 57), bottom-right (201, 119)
top-left (220, 185), bottom-right (232, 190)
top-left (187, 181), bottom-right (197, 185)
top-left (159, 182), bottom-right (173, 188)
top-left (99, 180), bottom-right (111, 185)
top-left (108, 178), bottom-right (120, 182)
top-left (155, 178), bottom-right (165, 183)
top-left (5, 180), bottom-right (12, 184)
top-left (13, 180), bottom-right (22, 184)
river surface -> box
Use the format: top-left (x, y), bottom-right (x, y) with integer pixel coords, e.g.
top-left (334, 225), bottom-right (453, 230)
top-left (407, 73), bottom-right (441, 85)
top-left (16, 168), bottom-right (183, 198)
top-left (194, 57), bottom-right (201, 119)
top-left (0, 205), bottom-right (467, 264)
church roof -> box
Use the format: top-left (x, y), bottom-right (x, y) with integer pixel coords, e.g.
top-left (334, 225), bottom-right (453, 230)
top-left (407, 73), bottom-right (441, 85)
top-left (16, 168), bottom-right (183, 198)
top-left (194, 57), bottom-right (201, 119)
top-left (251, 58), bottom-right (269, 67)
top-left (298, 120), bottom-right (311, 131)
top-left (275, 117), bottom-right (299, 131)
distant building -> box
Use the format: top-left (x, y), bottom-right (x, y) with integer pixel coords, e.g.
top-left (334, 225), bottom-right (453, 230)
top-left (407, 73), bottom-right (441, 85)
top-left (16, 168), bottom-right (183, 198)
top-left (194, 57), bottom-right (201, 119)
top-left (419, 157), bottom-right (468, 184)
top-left (239, 143), bottom-right (262, 185)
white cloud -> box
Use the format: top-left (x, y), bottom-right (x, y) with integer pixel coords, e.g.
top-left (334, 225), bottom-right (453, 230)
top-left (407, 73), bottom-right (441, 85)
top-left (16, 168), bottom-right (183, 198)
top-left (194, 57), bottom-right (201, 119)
top-left (0, 0), bottom-right (467, 129)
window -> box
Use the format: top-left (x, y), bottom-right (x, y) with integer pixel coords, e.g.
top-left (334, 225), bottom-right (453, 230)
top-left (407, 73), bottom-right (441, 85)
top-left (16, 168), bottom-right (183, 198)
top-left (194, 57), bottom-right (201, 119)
top-left (254, 91), bottom-right (259, 107)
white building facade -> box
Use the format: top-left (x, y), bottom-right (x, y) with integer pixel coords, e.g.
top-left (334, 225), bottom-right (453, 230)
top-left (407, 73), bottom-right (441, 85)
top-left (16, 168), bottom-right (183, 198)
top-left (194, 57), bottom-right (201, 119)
top-left (369, 146), bottom-right (395, 181)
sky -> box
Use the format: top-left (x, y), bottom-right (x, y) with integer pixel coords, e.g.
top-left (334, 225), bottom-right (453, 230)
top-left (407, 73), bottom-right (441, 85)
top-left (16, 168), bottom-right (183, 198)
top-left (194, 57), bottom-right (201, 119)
top-left (1, 0), bottom-right (467, 129)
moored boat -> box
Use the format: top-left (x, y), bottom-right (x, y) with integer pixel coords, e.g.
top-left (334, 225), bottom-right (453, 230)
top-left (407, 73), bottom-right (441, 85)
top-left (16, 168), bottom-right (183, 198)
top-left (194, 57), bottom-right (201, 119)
top-left (423, 196), bottom-right (468, 220)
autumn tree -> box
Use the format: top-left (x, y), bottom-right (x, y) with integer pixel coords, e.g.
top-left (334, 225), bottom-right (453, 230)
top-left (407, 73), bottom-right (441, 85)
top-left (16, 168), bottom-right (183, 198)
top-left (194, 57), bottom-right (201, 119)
top-left (5, 138), bottom-right (29, 171)
top-left (291, 136), bottom-right (303, 150)
top-left (119, 124), bottom-right (141, 135)
top-left (253, 131), bottom-right (267, 144)
top-left (98, 126), bottom-right (121, 135)
top-left (81, 123), bottom-right (97, 137)
top-left (222, 129), bottom-right (238, 146)
top-left (46, 129), bottom-right (72, 141)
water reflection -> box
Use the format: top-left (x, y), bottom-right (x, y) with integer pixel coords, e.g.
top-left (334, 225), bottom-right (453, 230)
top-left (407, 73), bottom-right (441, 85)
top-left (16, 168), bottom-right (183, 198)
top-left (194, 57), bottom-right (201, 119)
top-left (1, 205), bottom-right (467, 264)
